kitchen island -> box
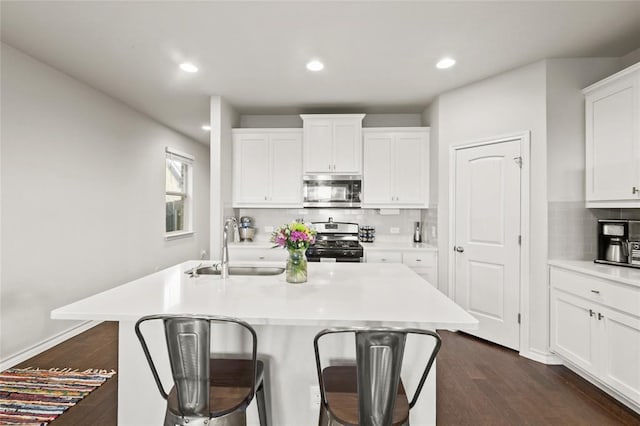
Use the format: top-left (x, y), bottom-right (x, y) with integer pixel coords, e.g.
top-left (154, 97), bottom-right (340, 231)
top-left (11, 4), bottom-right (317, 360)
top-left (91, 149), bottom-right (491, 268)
top-left (52, 261), bottom-right (477, 425)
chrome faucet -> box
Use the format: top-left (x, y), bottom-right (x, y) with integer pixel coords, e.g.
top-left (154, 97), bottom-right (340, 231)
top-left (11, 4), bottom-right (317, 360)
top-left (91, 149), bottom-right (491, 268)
top-left (221, 217), bottom-right (237, 279)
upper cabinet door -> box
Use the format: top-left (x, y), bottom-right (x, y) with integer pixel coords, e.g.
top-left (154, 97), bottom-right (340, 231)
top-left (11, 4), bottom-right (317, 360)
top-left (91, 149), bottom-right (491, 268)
top-left (232, 129), bottom-right (303, 208)
top-left (584, 64), bottom-right (640, 207)
top-left (394, 132), bottom-right (428, 205)
top-left (302, 114), bottom-right (365, 174)
top-left (270, 132), bottom-right (303, 204)
top-left (362, 128), bottom-right (429, 208)
top-left (302, 118), bottom-right (333, 173)
top-left (233, 133), bottom-right (270, 203)
top-left (332, 118), bottom-right (363, 174)
top-left (363, 132), bottom-right (394, 204)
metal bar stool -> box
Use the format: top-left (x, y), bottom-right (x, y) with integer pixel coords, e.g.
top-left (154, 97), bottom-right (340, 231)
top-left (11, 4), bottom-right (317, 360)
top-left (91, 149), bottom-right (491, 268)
top-left (135, 314), bottom-right (268, 426)
top-left (314, 327), bottom-right (442, 426)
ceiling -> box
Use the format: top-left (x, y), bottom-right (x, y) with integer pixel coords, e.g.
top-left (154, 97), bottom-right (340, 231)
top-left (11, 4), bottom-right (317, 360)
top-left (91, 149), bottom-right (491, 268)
top-left (2, 1), bottom-right (640, 144)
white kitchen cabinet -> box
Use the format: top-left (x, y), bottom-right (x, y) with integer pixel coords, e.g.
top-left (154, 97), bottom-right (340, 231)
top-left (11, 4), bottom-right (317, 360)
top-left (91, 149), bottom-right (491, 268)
top-left (362, 128), bottom-right (429, 208)
top-left (228, 246), bottom-right (288, 262)
top-left (549, 265), bottom-right (640, 410)
top-left (232, 129), bottom-right (303, 207)
top-left (365, 248), bottom-right (438, 286)
top-left (365, 250), bottom-right (403, 264)
top-left (584, 62), bottom-right (640, 208)
top-left (301, 114), bottom-right (365, 175)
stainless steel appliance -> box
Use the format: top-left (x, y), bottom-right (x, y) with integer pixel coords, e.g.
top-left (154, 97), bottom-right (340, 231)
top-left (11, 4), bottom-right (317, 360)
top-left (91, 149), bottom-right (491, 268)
top-left (303, 175), bottom-right (361, 208)
top-left (306, 219), bottom-right (364, 262)
top-left (595, 219), bottom-right (640, 268)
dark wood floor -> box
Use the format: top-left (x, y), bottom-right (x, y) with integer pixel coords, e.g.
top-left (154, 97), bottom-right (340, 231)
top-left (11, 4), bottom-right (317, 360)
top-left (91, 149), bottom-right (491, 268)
top-left (14, 322), bottom-right (640, 425)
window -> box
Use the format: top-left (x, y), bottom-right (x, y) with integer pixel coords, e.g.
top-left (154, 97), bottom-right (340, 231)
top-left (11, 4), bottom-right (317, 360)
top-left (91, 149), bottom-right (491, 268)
top-left (165, 147), bottom-right (194, 238)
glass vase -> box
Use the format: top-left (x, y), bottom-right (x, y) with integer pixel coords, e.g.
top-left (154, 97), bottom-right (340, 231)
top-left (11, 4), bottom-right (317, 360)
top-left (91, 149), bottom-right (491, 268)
top-left (286, 248), bottom-right (308, 284)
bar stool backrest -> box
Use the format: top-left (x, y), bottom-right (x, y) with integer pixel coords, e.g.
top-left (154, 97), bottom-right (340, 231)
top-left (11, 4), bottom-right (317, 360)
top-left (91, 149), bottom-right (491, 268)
top-left (314, 327), bottom-right (442, 426)
top-left (164, 317), bottom-right (210, 417)
top-left (135, 314), bottom-right (258, 420)
top-left (356, 331), bottom-right (406, 426)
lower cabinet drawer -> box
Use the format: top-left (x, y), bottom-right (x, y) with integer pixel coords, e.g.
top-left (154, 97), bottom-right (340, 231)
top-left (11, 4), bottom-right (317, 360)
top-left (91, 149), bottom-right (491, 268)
top-left (228, 248), bottom-right (287, 262)
top-left (403, 251), bottom-right (437, 269)
top-left (366, 251), bottom-right (403, 263)
top-left (550, 267), bottom-right (640, 318)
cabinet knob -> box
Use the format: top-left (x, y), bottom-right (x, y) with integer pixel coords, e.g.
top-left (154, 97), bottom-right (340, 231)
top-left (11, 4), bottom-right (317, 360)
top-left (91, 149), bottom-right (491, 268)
top-left (265, 196), bottom-right (268, 200)
top-left (455, 246), bottom-right (464, 253)
top-left (590, 289), bottom-right (600, 294)
top-left (633, 186), bottom-right (639, 194)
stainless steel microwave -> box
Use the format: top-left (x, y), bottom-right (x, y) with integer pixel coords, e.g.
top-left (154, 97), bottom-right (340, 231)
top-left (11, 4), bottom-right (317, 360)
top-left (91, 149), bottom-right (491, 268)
top-left (302, 175), bottom-right (361, 208)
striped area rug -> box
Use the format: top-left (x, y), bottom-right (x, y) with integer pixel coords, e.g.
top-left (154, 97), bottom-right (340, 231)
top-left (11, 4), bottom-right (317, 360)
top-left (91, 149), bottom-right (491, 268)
top-left (0, 367), bottom-right (116, 425)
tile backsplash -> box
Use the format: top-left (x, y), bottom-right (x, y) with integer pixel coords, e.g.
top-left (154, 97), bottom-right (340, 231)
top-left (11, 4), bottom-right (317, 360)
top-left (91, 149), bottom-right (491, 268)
top-left (548, 201), bottom-right (621, 260)
top-left (236, 208), bottom-right (424, 242)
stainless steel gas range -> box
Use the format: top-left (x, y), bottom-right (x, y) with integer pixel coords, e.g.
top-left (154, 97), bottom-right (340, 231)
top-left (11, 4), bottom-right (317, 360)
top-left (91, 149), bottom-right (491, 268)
top-left (306, 219), bottom-right (364, 262)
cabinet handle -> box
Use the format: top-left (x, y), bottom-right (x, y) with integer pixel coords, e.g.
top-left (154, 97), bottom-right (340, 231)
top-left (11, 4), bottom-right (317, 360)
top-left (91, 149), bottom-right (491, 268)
top-left (598, 312), bottom-right (604, 320)
top-left (633, 186), bottom-right (639, 194)
top-left (589, 309), bottom-right (595, 317)
top-left (328, 163), bottom-right (331, 170)
top-left (416, 259), bottom-right (422, 262)
top-left (455, 246), bottom-right (465, 253)
top-left (259, 256), bottom-right (265, 260)
top-left (590, 289), bottom-right (600, 294)
top-left (264, 196), bottom-right (268, 200)
top-left (381, 258), bottom-right (387, 262)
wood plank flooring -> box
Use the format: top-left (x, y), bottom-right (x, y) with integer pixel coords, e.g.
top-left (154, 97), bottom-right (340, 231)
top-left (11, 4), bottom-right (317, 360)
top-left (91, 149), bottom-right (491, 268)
top-left (12, 322), bottom-right (640, 425)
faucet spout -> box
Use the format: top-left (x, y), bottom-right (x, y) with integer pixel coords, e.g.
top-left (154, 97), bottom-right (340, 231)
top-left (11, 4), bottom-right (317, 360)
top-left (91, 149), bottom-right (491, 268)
top-left (221, 217), bottom-right (237, 279)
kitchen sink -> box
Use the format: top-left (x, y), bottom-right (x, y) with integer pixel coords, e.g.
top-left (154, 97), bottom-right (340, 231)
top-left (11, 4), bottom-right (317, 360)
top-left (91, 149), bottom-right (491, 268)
top-left (186, 265), bottom-right (285, 276)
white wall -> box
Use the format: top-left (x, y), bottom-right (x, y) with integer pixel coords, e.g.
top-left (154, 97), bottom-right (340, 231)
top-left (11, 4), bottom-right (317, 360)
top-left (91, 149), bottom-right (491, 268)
top-left (546, 58), bottom-right (621, 202)
top-left (436, 61), bottom-right (548, 357)
top-left (209, 96), bottom-right (239, 259)
top-left (0, 43), bottom-right (210, 361)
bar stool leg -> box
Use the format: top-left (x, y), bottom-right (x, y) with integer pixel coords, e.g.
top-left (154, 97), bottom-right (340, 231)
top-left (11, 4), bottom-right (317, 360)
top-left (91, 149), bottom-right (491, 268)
top-left (256, 380), bottom-right (268, 426)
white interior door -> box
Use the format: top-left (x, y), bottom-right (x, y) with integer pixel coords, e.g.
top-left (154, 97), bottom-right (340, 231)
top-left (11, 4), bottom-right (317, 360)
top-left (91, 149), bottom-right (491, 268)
top-left (453, 139), bottom-right (521, 350)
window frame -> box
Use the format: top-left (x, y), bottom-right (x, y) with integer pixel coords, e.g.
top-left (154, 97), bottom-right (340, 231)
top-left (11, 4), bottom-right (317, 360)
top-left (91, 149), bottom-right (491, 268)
top-left (165, 147), bottom-right (195, 240)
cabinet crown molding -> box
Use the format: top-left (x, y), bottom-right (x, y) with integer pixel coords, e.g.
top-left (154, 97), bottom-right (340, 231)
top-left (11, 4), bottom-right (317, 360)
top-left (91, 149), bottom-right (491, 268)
top-left (300, 113), bottom-right (365, 120)
top-left (582, 61), bottom-right (640, 94)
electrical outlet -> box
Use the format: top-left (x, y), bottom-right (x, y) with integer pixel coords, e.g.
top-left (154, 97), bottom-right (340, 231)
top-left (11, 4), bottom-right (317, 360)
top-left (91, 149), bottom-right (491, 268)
top-left (309, 385), bottom-right (321, 409)
top-left (390, 227), bottom-right (400, 234)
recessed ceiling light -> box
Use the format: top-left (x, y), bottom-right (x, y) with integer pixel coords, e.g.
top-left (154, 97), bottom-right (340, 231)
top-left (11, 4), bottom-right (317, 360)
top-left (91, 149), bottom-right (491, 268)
top-left (201, 125), bottom-right (211, 131)
top-left (306, 60), bottom-right (324, 72)
top-left (179, 62), bottom-right (199, 73)
top-left (436, 57), bottom-right (456, 69)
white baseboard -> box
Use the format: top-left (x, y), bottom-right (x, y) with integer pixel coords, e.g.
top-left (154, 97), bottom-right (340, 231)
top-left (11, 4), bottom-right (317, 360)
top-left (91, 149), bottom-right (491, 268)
top-left (562, 359), bottom-right (640, 415)
top-left (519, 348), bottom-right (563, 365)
top-left (0, 320), bottom-right (101, 371)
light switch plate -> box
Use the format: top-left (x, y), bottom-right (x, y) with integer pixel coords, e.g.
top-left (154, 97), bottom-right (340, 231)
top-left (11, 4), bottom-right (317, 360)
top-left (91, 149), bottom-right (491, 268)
top-left (390, 227), bottom-right (400, 234)
top-left (264, 226), bottom-right (274, 233)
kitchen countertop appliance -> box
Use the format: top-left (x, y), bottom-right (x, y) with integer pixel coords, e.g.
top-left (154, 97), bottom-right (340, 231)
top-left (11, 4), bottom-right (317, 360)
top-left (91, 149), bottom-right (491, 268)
top-left (595, 219), bottom-right (640, 268)
top-left (306, 219), bottom-right (364, 262)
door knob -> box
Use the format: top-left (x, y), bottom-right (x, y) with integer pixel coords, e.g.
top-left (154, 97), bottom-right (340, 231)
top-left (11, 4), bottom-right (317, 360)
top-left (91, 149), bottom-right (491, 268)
top-left (454, 246), bottom-right (464, 253)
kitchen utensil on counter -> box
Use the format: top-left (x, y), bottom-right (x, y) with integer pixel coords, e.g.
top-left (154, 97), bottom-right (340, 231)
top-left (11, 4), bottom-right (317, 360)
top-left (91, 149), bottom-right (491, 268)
top-left (240, 216), bottom-right (254, 228)
top-left (239, 227), bottom-right (256, 241)
top-left (605, 237), bottom-right (628, 263)
top-left (359, 226), bottom-right (375, 243)
top-left (413, 221), bottom-right (423, 243)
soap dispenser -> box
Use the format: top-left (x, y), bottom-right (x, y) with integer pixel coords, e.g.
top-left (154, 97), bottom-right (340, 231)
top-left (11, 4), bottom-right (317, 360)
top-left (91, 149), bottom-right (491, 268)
top-left (413, 221), bottom-right (423, 243)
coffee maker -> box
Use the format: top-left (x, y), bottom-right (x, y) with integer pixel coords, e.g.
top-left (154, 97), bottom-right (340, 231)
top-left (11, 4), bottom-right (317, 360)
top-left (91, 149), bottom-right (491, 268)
top-left (596, 220), bottom-right (631, 266)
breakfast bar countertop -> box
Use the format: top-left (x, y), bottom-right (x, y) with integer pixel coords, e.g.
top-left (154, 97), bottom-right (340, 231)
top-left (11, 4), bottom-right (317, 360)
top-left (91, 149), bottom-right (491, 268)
top-left (51, 260), bottom-right (475, 329)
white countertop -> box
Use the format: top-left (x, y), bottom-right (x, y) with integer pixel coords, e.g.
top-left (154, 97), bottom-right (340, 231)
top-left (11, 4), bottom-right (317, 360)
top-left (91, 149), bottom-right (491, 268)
top-left (548, 259), bottom-right (640, 288)
top-left (361, 241), bottom-right (437, 251)
top-left (52, 261), bottom-right (475, 329)
top-left (229, 241), bottom-right (437, 252)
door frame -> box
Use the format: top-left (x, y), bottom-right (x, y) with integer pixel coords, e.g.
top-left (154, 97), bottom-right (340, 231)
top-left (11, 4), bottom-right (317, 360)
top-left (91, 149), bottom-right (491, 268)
top-left (448, 131), bottom-right (531, 354)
